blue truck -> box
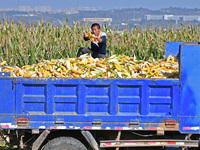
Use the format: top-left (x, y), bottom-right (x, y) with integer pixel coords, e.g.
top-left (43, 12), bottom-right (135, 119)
top-left (0, 42), bottom-right (200, 150)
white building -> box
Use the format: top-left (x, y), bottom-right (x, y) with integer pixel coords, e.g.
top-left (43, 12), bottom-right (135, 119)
top-left (62, 7), bottom-right (81, 14)
top-left (82, 18), bottom-right (112, 23)
top-left (181, 16), bottom-right (200, 21)
top-left (145, 15), bottom-right (200, 22)
top-left (18, 6), bottom-right (31, 12)
top-left (145, 15), bottom-right (163, 20)
top-left (163, 15), bottom-right (174, 20)
top-left (34, 6), bottom-right (51, 12)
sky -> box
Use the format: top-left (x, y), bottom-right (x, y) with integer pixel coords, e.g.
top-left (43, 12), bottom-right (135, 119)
top-left (0, 0), bottom-right (200, 10)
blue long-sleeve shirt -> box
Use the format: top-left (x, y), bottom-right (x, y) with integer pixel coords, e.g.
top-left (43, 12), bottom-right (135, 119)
top-left (84, 32), bottom-right (107, 54)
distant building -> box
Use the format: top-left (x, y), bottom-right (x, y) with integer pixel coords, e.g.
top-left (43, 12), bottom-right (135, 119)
top-left (167, 15), bottom-right (181, 21)
top-left (62, 7), bottom-right (103, 14)
top-left (145, 15), bottom-right (163, 20)
top-left (34, 6), bottom-right (51, 12)
top-left (0, 8), bottom-right (16, 11)
top-left (181, 16), bottom-right (200, 21)
top-left (82, 18), bottom-right (112, 23)
top-left (18, 6), bottom-right (31, 12)
top-left (62, 7), bottom-right (81, 14)
top-left (163, 15), bottom-right (174, 20)
top-left (81, 7), bottom-right (103, 11)
top-left (145, 15), bottom-right (200, 22)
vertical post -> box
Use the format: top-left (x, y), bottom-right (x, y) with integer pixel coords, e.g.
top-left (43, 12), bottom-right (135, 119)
top-left (45, 82), bottom-right (54, 114)
top-left (109, 84), bottom-right (118, 115)
top-left (77, 84), bottom-right (86, 114)
top-left (140, 83), bottom-right (149, 115)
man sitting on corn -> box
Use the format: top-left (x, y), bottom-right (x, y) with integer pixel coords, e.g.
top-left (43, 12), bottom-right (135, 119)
top-left (77, 23), bottom-right (107, 58)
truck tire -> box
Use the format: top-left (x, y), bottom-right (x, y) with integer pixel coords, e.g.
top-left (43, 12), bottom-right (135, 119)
top-left (42, 136), bottom-right (87, 150)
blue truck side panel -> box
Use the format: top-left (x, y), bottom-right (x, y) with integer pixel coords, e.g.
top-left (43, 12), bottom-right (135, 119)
top-left (0, 77), bottom-right (15, 123)
top-left (164, 42), bottom-right (197, 58)
top-left (179, 44), bottom-right (200, 133)
top-left (0, 77), bottom-right (180, 130)
top-left (165, 42), bottom-right (183, 58)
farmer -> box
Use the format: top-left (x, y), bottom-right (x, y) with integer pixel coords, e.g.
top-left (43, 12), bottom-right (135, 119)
top-left (77, 23), bottom-right (107, 58)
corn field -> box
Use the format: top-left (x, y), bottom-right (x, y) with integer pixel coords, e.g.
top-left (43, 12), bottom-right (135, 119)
top-left (0, 20), bottom-right (200, 66)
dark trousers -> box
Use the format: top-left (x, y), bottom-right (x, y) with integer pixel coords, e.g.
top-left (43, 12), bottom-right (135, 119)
top-left (77, 47), bottom-right (107, 58)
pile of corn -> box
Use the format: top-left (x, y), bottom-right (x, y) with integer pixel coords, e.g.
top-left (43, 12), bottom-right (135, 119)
top-left (0, 54), bottom-right (178, 78)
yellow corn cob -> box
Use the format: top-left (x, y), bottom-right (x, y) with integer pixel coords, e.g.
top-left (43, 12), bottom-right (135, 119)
top-left (16, 69), bottom-right (23, 76)
top-left (166, 56), bottom-right (171, 63)
top-left (23, 73), bottom-right (33, 77)
top-left (22, 65), bottom-right (30, 69)
top-left (114, 62), bottom-right (122, 72)
top-left (171, 57), bottom-right (175, 64)
top-left (149, 71), bottom-right (154, 76)
top-left (3, 69), bottom-right (8, 72)
top-left (59, 65), bottom-right (66, 70)
top-left (151, 64), bottom-right (160, 71)
top-left (72, 69), bottom-right (83, 75)
top-left (0, 61), bottom-right (6, 66)
top-left (43, 71), bottom-right (51, 77)
top-left (48, 62), bottom-right (54, 65)
top-left (110, 73), bottom-right (114, 77)
top-left (118, 58), bottom-right (127, 62)
top-left (46, 65), bottom-right (52, 71)
top-left (73, 74), bottom-right (80, 78)
top-left (51, 59), bottom-right (57, 63)
top-left (88, 32), bottom-right (92, 39)
top-left (142, 68), bottom-right (149, 71)
top-left (7, 66), bottom-right (15, 70)
top-left (58, 73), bottom-right (65, 77)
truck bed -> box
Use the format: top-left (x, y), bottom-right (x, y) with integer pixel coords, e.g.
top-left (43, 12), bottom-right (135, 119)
top-left (0, 77), bottom-right (180, 130)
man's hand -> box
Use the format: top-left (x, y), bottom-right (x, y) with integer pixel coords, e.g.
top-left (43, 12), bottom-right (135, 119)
top-left (96, 37), bottom-right (103, 43)
top-left (84, 32), bottom-right (102, 43)
top-left (84, 32), bottom-right (89, 38)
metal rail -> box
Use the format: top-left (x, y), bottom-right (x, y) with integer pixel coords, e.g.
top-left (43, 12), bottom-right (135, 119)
top-left (100, 139), bottom-right (199, 148)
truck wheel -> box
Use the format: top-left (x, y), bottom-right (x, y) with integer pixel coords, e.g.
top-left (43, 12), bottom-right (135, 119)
top-left (42, 136), bottom-right (87, 150)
